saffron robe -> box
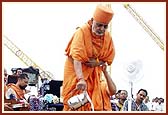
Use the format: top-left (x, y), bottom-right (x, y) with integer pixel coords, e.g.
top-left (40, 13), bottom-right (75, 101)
top-left (4, 84), bottom-right (29, 111)
top-left (62, 21), bottom-right (115, 111)
top-left (6, 83), bottom-right (25, 99)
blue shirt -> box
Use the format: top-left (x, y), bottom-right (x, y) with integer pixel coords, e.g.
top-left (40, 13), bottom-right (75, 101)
top-left (122, 100), bottom-right (149, 111)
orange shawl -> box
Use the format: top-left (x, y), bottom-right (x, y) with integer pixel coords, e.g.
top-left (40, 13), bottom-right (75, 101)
top-left (62, 21), bottom-right (115, 111)
top-left (6, 83), bottom-right (25, 99)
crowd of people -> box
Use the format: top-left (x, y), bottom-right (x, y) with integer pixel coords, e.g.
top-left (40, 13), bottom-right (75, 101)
top-left (111, 90), bottom-right (165, 111)
top-left (3, 67), bottom-right (165, 111)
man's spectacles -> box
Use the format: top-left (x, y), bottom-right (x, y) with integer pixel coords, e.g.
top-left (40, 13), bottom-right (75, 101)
top-left (94, 21), bottom-right (108, 29)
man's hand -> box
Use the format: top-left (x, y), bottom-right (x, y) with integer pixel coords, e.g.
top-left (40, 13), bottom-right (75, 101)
top-left (101, 63), bottom-right (107, 73)
top-left (85, 58), bottom-right (105, 67)
top-left (76, 79), bottom-right (87, 91)
top-left (4, 103), bottom-right (13, 111)
top-left (25, 89), bottom-right (31, 94)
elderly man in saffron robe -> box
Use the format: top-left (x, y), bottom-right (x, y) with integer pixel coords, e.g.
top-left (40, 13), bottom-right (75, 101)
top-left (62, 4), bottom-right (115, 111)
